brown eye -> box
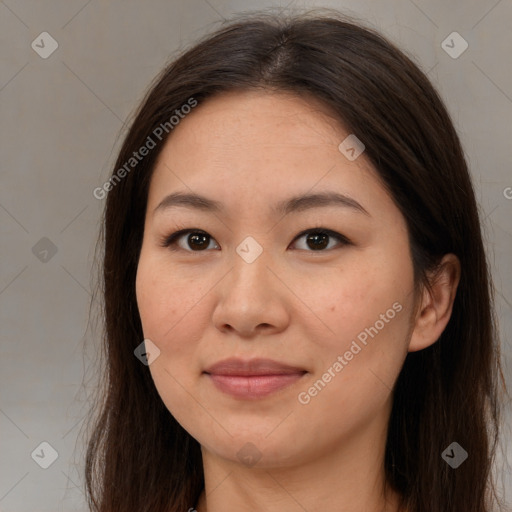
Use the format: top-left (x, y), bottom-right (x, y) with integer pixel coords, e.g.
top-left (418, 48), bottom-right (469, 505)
top-left (186, 232), bottom-right (210, 251)
top-left (291, 229), bottom-right (350, 251)
top-left (305, 232), bottom-right (329, 250)
top-left (161, 227), bottom-right (350, 253)
top-left (162, 230), bottom-right (220, 252)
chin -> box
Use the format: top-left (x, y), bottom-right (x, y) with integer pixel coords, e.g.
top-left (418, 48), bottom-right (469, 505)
top-left (198, 427), bottom-right (310, 469)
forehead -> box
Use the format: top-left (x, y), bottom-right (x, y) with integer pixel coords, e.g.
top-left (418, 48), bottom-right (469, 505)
top-left (146, 90), bottom-right (390, 220)
top-left (164, 90), bottom-right (345, 148)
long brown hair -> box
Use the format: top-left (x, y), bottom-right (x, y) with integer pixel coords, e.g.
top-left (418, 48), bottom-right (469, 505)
top-left (82, 8), bottom-right (509, 512)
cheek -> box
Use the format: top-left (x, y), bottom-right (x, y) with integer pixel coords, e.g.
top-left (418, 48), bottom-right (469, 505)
top-left (136, 251), bottom-right (207, 346)
top-left (318, 264), bottom-right (407, 342)
top-left (322, 298), bottom-right (410, 384)
top-left (305, 249), bottom-right (414, 402)
top-left (136, 256), bottom-right (209, 426)
top-left (296, 293), bottom-right (411, 437)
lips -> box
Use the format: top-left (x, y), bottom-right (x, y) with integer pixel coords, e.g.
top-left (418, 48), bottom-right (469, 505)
top-left (204, 357), bottom-right (307, 376)
top-left (203, 358), bottom-right (307, 399)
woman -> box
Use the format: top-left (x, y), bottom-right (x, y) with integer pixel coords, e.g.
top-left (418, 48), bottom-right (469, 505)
top-left (84, 9), bottom-right (508, 512)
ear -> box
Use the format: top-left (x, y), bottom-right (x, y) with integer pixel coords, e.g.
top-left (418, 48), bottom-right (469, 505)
top-left (408, 253), bottom-right (461, 353)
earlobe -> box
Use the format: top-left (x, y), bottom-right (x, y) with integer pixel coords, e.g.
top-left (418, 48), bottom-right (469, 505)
top-left (408, 253), bottom-right (461, 353)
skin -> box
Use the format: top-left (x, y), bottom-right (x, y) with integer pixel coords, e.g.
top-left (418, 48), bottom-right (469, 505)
top-left (135, 90), bottom-right (460, 512)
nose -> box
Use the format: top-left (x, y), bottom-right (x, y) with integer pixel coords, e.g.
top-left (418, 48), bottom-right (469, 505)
top-left (211, 249), bottom-right (290, 338)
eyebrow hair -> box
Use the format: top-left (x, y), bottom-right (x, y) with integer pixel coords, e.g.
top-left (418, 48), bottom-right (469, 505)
top-left (153, 190), bottom-right (370, 217)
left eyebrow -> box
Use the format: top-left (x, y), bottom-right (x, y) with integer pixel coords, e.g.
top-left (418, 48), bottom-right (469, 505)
top-left (274, 191), bottom-right (370, 217)
top-left (153, 190), bottom-right (370, 217)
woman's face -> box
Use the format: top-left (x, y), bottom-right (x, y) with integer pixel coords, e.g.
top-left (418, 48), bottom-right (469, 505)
top-left (136, 90), bottom-right (418, 468)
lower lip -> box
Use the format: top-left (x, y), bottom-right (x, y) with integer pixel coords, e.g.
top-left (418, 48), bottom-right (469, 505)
top-left (206, 373), bottom-right (305, 399)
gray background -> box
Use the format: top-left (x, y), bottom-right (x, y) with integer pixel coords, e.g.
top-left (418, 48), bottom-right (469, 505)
top-left (1, 0), bottom-right (511, 510)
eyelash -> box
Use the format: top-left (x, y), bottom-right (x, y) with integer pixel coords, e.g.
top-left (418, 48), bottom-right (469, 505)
top-left (159, 225), bottom-right (351, 253)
